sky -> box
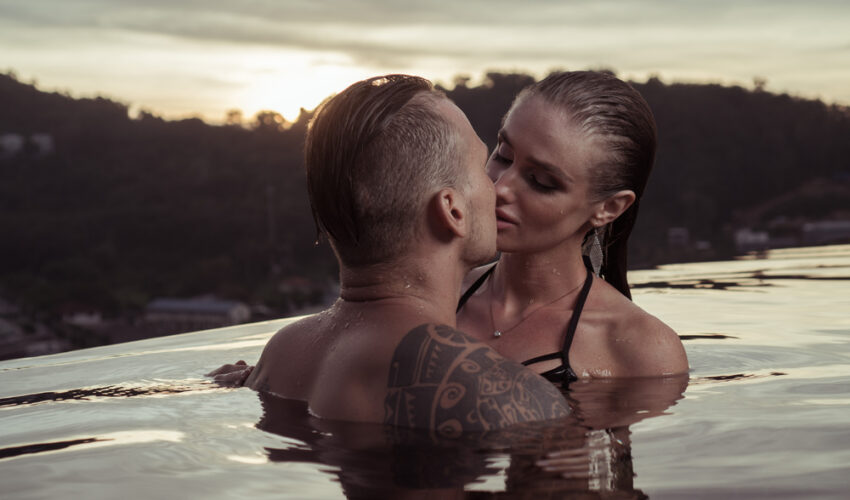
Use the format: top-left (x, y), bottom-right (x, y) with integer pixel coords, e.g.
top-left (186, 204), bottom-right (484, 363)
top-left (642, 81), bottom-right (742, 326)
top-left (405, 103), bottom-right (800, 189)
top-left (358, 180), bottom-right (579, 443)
top-left (2, 0), bottom-right (848, 123)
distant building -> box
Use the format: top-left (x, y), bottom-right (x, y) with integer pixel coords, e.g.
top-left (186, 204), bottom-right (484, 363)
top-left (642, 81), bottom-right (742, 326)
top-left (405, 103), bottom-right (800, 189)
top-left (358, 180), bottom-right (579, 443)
top-left (0, 132), bottom-right (55, 158)
top-left (803, 220), bottom-right (850, 246)
top-left (735, 228), bottom-right (769, 253)
top-left (144, 297), bottom-right (251, 334)
top-left (0, 134), bottom-right (24, 157)
top-left (59, 303), bottom-right (104, 327)
top-left (0, 315), bottom-right (71, 361)
top-left (30, 133), bottom-right (55, 156)
top-left (62, 310), bottom-right (103, 327)
top-left (667, 227), bottom-right (690, 247)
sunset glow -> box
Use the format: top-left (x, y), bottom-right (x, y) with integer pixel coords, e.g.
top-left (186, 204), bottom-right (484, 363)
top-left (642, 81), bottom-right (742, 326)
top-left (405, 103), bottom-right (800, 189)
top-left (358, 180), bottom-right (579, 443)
top-left (1, 0), bottom-right (848, 123)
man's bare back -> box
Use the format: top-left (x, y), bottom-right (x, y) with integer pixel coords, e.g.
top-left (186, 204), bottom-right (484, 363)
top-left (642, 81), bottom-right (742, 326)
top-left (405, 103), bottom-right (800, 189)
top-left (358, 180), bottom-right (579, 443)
top-left (245, 302), bottom-right (568, 435)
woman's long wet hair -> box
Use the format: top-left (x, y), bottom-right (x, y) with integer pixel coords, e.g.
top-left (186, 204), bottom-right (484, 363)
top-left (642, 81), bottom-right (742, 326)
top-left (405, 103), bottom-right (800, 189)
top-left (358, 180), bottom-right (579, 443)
top-left (514, 71), bottom-right (658, 299)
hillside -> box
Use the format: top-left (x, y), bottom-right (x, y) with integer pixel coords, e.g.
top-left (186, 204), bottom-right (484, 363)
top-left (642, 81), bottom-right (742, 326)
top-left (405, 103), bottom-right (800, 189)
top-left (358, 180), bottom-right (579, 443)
top-left (1, 70), bottom-right (849, 331)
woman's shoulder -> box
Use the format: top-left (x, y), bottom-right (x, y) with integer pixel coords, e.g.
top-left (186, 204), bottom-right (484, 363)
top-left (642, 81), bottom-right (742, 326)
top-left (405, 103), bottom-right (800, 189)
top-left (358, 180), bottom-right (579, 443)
top-left (590, 279), bottom-right (688, 376)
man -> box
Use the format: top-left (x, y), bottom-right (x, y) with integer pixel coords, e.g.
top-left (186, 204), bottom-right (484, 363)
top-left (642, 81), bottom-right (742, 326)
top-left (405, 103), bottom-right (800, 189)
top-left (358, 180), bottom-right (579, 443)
top-left (223, 75), bottom-right (568, 435)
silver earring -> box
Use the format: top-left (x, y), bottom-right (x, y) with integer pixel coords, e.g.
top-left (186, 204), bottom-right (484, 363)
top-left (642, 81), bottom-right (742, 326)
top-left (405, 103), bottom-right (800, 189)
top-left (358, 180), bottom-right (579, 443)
top-left (589, 227), bottom-right (603, 276)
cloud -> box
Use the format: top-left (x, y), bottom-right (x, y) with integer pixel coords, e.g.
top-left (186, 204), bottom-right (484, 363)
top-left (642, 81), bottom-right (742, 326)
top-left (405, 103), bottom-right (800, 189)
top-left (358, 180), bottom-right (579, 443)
top-left (0, 1), bottom-right (769, 42)
top-left (4, 0), bottom-right (847, 64)
top-left (2, 0), bottom-right (847, 111)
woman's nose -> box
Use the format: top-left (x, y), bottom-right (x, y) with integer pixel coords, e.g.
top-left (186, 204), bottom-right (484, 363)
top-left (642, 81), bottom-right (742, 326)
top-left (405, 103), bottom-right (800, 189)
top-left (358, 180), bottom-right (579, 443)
top-left (485, 161), bottom-right (501, 183)
top-left (492, 167), bottom-right (516, 201)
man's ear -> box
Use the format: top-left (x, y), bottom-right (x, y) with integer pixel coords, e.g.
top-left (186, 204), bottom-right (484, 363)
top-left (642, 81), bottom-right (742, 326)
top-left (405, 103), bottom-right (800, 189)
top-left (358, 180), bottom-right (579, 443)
top-left (590, 190), bottom-right (636, 227)
top-left (429, 188), bottom-right (467, 240)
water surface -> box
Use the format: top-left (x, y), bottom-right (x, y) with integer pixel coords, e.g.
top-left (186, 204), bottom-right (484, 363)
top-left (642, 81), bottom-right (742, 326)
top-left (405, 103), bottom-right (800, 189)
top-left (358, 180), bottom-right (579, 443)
top-left (2, 245), bottom-right (849, 498)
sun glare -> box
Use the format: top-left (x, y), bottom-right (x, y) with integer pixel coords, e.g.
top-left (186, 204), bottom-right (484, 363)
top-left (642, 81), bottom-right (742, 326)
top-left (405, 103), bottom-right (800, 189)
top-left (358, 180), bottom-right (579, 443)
top-left (236, 53), bottom-right (377, 124)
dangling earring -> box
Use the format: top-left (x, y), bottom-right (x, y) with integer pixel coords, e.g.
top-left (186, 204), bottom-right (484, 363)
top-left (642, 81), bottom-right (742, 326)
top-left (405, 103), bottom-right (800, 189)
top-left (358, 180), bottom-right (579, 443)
top-left (589, 226), bottom-right (603, 276)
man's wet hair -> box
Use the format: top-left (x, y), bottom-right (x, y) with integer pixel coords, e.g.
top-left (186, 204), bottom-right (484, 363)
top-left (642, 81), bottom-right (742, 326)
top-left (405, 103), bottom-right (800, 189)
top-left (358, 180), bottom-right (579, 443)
top-left (305, 75), bottom-right (464, 267)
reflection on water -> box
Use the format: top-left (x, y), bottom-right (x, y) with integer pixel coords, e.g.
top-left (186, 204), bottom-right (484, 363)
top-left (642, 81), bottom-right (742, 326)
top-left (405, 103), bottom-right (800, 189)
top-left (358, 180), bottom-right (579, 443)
top-left (0, 376), bottom-right (685, 497)
top-left (0, 383), bottom-right (203, 408)
top-left (0, 437), bottom-right (105, 460)
top-left (255, 376), bottom-right (686, 499)
top-left (678, 333), bottom-right (738, 340)
top-left (631, 271), bottom-right (850, 291)
top-left (0, 382), bottom-right (206, 460)
top-left (1, 244), bottom-right (849, 498)
top-left (689, 372), bottom-right (787, 384)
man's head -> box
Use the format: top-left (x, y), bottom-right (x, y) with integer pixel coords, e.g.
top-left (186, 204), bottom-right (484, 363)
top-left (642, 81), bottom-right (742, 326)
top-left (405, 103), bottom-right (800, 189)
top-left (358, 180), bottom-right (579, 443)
top-left (305, 74), bottom-right (494, 268)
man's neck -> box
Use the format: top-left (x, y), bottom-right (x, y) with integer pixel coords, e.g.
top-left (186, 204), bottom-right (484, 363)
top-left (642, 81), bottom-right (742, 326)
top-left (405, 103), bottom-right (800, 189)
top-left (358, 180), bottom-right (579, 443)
top-left (338, 255), bottom-right (465, 327)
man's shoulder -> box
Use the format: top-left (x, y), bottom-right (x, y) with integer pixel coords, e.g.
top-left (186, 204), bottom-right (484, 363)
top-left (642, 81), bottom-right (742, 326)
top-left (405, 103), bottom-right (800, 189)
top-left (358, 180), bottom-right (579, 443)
top-left (384, 323), bottom-right (570, 436)
top-left (245, 313), bottom-right (328, 393)
top-left (269, 313), bottom-right (321, 341)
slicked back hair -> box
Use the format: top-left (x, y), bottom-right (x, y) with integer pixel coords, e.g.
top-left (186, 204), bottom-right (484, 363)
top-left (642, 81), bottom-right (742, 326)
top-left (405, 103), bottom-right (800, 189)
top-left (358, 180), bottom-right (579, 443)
top-left (304, 75), bottom-right (464, 268)
top-left (514, 71), bottom-right (658, 299)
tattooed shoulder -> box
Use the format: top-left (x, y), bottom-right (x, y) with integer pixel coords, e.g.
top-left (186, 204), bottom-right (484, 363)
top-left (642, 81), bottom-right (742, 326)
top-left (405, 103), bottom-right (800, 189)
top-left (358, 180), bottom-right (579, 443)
top-left (384, 324), bottom-right (569, 436)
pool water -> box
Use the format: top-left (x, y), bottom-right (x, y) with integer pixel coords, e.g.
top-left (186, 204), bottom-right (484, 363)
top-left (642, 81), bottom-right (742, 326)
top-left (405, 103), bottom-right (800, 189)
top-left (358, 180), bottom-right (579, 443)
top-left (2, 245), bottom-right (849, 499)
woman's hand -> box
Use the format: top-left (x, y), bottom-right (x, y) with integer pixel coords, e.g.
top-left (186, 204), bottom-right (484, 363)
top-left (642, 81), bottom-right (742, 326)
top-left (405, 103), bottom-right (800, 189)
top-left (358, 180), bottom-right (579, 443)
top-left (205, 360), bottom-right (254, 387)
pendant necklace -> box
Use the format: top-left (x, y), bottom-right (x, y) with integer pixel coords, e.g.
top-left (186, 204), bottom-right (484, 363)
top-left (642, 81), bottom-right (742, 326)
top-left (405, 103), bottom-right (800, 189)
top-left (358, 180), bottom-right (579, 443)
top-left (490, 279), bottom-right (585, 338)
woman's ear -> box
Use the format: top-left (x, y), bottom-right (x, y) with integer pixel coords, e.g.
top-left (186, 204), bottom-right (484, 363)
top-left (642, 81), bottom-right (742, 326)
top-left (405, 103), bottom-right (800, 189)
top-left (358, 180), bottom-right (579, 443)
top-left (591, 190), bottom-right (636, 227)
top-left (429, 188), bottom-right (467, 240)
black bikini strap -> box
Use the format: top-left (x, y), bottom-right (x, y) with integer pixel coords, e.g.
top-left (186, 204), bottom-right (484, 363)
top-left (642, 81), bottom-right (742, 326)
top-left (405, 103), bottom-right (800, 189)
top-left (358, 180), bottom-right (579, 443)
top-left (561, 262), bottom-right (594, 363)
top-left (456, 264), bottom-right (496, 313)
top-left (521, 352), bottom-right (562, 366)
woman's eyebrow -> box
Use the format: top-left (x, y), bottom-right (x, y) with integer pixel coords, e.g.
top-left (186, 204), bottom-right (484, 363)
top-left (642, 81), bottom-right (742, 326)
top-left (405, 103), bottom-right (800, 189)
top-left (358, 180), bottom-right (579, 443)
top-left (500, 130), bottom-right (574, 184)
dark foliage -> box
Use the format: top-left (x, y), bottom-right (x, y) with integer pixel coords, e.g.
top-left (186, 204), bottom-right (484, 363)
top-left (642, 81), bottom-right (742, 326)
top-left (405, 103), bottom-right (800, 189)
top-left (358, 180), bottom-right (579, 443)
top-left (1, 71), bottom-right (848, 318)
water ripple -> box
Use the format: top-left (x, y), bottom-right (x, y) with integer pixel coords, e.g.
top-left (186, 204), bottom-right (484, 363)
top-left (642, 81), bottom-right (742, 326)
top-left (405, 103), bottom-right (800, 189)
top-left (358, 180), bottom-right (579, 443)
top-left (0, 381), bottom-right (218, 408)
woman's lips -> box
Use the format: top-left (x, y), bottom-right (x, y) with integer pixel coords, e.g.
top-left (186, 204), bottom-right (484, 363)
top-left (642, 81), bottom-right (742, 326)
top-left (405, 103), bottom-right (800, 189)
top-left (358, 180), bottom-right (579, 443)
top-left (495, 208), bottom-right (518, 229)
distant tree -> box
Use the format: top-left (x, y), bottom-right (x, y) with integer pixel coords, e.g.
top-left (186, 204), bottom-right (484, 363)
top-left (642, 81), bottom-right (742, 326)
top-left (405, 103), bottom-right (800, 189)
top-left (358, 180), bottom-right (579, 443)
top-left (135, 110), bottom-right (162, 122)
top-left (252, 110), bottom-right (287, 132)
top-left (452, 75), bottom-right (471, 89)
top-left (225, 109), bottom-right (244, 127)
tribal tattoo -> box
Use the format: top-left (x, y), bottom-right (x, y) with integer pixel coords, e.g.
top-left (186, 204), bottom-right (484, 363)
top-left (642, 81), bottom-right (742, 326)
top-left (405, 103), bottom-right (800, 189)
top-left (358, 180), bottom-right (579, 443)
top-left (384, 324), bottom-right (570, 437)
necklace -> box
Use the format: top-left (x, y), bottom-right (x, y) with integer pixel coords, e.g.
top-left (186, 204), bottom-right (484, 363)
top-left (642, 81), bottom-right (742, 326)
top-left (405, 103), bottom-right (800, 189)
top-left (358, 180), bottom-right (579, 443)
top-left (489, 279), bottom-right (585, 338)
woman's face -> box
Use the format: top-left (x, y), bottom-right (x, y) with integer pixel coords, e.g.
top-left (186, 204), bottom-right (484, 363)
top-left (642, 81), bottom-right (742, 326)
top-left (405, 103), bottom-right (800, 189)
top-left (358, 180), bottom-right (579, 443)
top-left (487, 95), bottom-right (604, 254)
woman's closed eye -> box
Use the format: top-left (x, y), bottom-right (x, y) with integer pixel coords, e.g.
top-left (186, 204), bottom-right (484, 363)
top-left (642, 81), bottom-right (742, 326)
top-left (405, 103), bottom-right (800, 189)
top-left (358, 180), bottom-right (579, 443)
top-left (491, 152), bottom-right (508, 164)
top-left (492, 141), bottom-right (515, 164)
top-left (491, 149), bottom-right (512, 165)
top-left (528, 173), bottom-right (558, 191)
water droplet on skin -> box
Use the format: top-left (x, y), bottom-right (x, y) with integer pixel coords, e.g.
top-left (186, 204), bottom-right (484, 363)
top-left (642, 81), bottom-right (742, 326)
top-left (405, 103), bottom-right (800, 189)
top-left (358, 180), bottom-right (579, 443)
top-left (404, 282), bottom-right (411, 289)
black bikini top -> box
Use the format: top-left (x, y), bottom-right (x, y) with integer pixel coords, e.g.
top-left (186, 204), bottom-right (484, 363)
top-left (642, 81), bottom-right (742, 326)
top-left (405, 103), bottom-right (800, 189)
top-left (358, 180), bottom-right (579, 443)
top-left (457, 260), bottom-right (594, 387)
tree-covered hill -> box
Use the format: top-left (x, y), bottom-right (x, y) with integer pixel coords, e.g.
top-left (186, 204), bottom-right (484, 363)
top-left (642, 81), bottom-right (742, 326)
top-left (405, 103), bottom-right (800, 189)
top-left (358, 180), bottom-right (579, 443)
top-left (2, 70), bottom-right (849, 322)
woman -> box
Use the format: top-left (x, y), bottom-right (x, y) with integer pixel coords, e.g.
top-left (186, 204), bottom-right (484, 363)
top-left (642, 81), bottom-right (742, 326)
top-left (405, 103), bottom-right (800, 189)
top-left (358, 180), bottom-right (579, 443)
top-left (209, 71), bottom-right (688, 387)
top-left (455, 71), bottom-right (687, 384)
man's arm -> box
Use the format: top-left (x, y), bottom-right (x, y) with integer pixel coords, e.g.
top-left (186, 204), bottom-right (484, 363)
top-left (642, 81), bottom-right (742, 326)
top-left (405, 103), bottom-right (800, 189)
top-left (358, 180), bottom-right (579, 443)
top-left (384, 324), bottom-right (570, 437)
